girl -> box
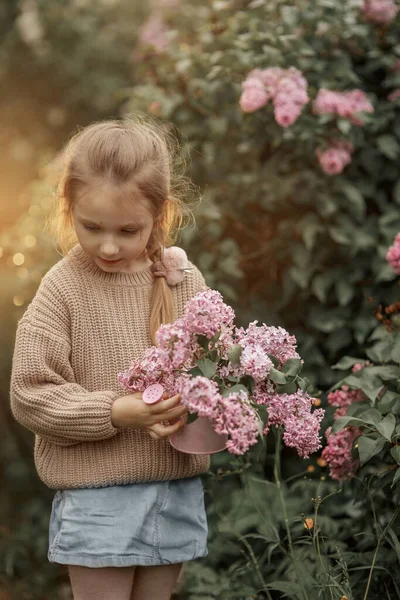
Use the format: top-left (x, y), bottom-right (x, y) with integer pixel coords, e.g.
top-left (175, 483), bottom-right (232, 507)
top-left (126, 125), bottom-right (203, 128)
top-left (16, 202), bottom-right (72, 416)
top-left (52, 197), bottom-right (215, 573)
top-left (10, 116), bottom-right (211, 600)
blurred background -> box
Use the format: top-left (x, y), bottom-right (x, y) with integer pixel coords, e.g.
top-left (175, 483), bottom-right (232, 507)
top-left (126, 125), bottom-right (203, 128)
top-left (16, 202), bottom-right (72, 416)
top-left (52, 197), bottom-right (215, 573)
top-left (1, 0), bottom-right (400, 598)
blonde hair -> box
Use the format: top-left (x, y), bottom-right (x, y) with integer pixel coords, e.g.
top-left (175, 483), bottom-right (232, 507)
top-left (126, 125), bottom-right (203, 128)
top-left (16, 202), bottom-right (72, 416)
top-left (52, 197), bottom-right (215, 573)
top-left (45, 114), bottom-right (201, 344)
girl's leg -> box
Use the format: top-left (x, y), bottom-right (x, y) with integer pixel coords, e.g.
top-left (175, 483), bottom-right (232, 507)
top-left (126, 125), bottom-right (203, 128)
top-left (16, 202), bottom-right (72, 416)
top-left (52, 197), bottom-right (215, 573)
top-left (68, 565), bottom-right (136, 600)
top-left (130, 563), bottom-right (183, 600)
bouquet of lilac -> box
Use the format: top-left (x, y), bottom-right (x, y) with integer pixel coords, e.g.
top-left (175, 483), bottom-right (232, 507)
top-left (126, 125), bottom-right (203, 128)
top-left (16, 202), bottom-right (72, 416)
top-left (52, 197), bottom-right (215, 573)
top-left (118, 289), bottom-right (324, 456)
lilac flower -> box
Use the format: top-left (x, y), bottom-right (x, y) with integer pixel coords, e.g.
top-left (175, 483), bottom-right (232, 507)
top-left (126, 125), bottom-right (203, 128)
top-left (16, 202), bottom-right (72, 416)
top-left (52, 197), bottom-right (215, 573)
top-left (313, 89), bottom-right (374, 126)
top-left (362, 0), bottom-right (398, 24)
top-left (117, 346), bottom-right (175, 393)
top-left (240, 77), bottom-right (271, 113)
top-left (138, 14), bottom-right (169, 52)
top-left (183, 289), bottom-right (235, 338)
top-left (327, 384), bottom-right (365, 419)
top-left (235, 321), bottom-right (301, 365)
top-left (240, 344), bottom-right (274, 383)
top-left (387, 233), bottom-right (400, 274)
top-left (316, 140), bottom-right (354, 176)
top-left (175, 375), bottom-right (222, 418)
top-left (118, 289), bottom-right (324, 459)
top-left (388, 89), bottom-right (400, 102)
top-left (260, 390), bottom-right (325, 458)
top-left (212, 390), bottom-right (260, 455)
top-left (321, 427), bottom-right (362, 480)
top-left (239, 66), bottom-right (309, 126)
top-left (155, 318), bottom-right (194, 369)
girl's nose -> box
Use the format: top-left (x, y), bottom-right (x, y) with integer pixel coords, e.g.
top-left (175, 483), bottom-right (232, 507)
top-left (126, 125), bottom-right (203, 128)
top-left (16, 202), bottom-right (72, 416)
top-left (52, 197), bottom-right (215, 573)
top-left (100, 240), bottom-right (119, 256)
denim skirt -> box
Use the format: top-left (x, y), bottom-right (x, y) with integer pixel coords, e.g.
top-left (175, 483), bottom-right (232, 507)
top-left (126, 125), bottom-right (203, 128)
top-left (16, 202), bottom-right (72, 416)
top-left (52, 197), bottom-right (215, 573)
top-left (48, 476), bottom-right (208, 568)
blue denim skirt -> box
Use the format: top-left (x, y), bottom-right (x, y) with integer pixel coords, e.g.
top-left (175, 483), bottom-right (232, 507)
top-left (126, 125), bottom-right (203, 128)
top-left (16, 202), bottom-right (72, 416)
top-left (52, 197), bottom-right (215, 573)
top-left (48, 476), bottom-right (208, 568)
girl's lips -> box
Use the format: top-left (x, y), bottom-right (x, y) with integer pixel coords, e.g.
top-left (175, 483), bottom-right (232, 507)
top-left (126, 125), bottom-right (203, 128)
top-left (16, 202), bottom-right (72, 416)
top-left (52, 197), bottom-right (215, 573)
top-left (98, 257), bottom-right (122, 264)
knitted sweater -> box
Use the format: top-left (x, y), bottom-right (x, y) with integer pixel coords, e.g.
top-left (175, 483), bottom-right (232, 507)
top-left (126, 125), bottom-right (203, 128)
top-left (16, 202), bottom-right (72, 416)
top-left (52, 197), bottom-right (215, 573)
top-left (10, 244), bottom-right (211, 489)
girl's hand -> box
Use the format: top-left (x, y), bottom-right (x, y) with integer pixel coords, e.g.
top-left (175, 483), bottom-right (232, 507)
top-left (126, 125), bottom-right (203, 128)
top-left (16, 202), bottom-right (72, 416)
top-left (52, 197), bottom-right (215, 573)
top-left (111, 392), bottom-right (188, 440)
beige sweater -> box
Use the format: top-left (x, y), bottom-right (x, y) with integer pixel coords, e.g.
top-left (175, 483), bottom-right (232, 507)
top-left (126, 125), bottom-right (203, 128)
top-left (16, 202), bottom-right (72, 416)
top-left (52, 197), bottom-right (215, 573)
top-left (10, 244), bottom-right (210, 489)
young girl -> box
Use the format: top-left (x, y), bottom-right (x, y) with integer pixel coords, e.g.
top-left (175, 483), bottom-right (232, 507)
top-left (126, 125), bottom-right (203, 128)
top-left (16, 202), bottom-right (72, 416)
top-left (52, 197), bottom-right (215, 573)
top-left (10, 116), bottom-right (211, 600)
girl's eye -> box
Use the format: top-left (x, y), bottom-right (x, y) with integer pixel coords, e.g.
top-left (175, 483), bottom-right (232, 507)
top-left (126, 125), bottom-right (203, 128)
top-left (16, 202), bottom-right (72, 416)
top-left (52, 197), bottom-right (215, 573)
top-left (83, 225), bottom-right (138, 235)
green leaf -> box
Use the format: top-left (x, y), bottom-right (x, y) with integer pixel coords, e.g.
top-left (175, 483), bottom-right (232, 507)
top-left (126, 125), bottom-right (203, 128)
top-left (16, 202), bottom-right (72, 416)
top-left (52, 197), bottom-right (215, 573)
top-left (282, 358), bottom-right (302, 376)
top-left (187, 366), bottom-right (203, 377)
top-left (375, 414), bottom-right (396, 441)
top-left (298, 376), bottom-right (312, 392)
top-left (387, 527), bottom-right (400, 564)
top-left (391, 446), bottom-right (400, 464)
top-left (269, 368), bottom-right (287, 384)
top-left (277, 381), bottom-right (298, 394)
top-left (228, 344), bottom-right (242, 365)
top-left (391, 342), bottom-right (400, 364)
top-left (328, 226), bottom-right (352, 245)
top-left (366, 340), bottom-right (395, 363)
top-left (377, 134), bottom-right (399, 160)
top-left (340, 183), bottom-right (366, 220)
top-left (332, 356), bottom-right (366, 370)
top-left (265, 581), bottom-right (304, 595)
top-left (196, 358), bottom-right (217, 379)
top-left (357, 436), bottom-right (387, 466)
top-left (394, 179), bottom-right (400, 205)
top-left (266, 354), bottom-right (280, 368)
top-left (331, 408), bottom-right (382, 434)
top-left (195, 334), bottom-right (211, 351)
top-left (337, 118), bottom-right (352, 135)
top-left (391, 469), bottom-right (400, 489)
top-left (222, 384), bottom-right (249, 398)
top-left (186, 412), bottom-right (199, 425)
top-left (331, 416), bottom-right (368, 433)
top-left (335, 279), bottom-right (355, 306)
top-left (357, 408), bottom-right (383, 425)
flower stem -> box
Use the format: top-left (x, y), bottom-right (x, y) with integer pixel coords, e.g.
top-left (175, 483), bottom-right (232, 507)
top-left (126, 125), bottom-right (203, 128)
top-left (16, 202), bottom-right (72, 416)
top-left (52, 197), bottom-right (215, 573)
top-left (273, 427), bottom-right (309, 600)
top-left (311, 482), bottom-right (334, 600)
top-left (362, 505), bottom-right (400, 600)
top-left (240, 537), bottom-right (274, 600)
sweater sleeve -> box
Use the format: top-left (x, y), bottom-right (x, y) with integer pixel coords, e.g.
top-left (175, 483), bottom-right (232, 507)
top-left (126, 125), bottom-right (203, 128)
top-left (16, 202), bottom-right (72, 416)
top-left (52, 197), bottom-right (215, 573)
top-left (10, 274), bottom-right (120, 446)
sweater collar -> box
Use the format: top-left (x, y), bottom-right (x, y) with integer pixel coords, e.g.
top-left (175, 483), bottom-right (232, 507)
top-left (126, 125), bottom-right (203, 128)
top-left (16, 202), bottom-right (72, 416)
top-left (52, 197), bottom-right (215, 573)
top-left (68, 244), bottom-right (155, 287)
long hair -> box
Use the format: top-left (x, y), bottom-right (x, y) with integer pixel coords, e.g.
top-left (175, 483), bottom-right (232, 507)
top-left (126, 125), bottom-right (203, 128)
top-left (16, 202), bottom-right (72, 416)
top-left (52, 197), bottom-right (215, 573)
top-left (44, 114), bottom-right (201, 344)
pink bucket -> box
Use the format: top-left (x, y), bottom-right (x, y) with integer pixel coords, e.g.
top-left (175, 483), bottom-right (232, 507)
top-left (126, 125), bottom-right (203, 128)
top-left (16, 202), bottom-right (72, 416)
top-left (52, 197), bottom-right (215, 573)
top-left (142, 383), bottom-right (227, 455)
top-left (169, 416), bottom-right (228, 455)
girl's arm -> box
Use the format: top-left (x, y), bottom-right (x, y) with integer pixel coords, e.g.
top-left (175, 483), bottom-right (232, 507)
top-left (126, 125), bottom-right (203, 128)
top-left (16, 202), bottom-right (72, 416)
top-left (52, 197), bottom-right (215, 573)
top-left (9, 272), bottom-right (120, 446)
top-left (10, 320), bottom-right (120, 446)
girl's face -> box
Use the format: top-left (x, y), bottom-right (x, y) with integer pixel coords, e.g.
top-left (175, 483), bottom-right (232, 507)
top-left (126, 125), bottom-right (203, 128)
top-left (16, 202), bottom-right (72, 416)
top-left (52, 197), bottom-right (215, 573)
top-left (72, 184), bottom-right (155, 273)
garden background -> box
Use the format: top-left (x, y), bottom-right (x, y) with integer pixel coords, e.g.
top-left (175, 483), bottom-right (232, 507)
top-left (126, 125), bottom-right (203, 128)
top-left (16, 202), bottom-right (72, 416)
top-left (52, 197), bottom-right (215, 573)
top-left (1, 0), bottom-right (400, 598)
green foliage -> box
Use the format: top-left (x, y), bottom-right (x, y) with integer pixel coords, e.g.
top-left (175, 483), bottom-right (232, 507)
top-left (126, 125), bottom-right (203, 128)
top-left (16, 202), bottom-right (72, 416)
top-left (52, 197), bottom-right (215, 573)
top-left (120, 0), bottom-right (400, 393)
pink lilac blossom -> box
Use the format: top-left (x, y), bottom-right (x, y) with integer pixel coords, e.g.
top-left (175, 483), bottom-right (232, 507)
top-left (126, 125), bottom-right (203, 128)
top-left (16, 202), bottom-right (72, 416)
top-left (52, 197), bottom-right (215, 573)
top-left (239, 76), bottom-right (270, 112)
top-left (235, 321), bottom-right (302, 366)
top-left (239, 344), bottom-right (274, 383)
top-left (327, 384), bottom-right (365, 419)
top-left (361, 0), bottom-right (399, 24)
top-left (387, 233), bottom-right (400, 274)
top-left (352, 361), bottom-right (372, 372)
top-left (260, 390), bottom-right (325, 458)
top-left (175, 375), bottom-right (222, 418)
top-left (183, 289), bottom-right (235, 338)
top-left (316, 140), bottom-right (354, 175)
top-left (388, 89), bottom-right (400, 102)
top-left (212, 390), bottom-right (260, 455)
top-left (321, 426), bottom-right (362, 480)
top-left (117, 346), bottom-right (173, 392)
top-left (240, 67), bottom-right (309, 126)
top-left (155, 318), bottom-right (195, 369)
top-left (118, 289), bottom-right (325, 457)
top-left (313, 89), bottom-right (374, 126)
top-left (138, 14), bottom-right (169, 52)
